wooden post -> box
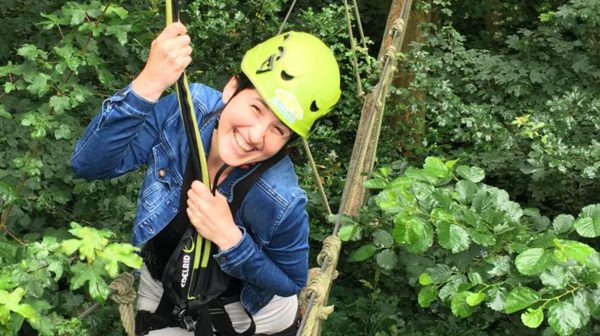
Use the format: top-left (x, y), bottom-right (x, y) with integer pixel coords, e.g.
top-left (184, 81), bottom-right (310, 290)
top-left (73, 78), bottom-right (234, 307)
top-left (340, 0), bottom-right (413, 217)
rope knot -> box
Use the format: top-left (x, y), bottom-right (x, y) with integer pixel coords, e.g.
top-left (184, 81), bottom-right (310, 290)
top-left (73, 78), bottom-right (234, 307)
top-left (306, 272), bottom-right (331, 305)
top-left (109, 272), bottom-right (136, 305)
top-left (393, 18), bottom-right (406, 33)
top-left (384, 46), bottom-right (397, 61)
top-left (109, 272), bottom-right (136, 336)
top-left (317, 235), bottom-right (341, 266)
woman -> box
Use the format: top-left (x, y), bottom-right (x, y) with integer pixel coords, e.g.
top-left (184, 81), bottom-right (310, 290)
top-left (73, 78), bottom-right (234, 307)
top-left (71, 22), bottom-right (341, 335)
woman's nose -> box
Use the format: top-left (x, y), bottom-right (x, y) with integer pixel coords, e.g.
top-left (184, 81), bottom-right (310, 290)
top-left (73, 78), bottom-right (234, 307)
top-left (248, 120), bottom-right (269, 147)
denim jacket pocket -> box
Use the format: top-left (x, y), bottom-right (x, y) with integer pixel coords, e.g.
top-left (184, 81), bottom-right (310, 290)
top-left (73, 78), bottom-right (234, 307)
top-left (141, 143), bottom-right (172, 210)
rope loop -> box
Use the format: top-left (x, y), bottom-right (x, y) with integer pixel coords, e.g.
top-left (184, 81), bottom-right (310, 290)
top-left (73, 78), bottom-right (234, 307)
top-left (109, 272), bottom-right (136, 305)
top-left (305, 272), bottom-right (331, 305)
top-left (109, 272), bottom-right (136, 336)
top-left (318, 305), bottom-right (335, 321)
top-left (384, 46), bottom-right (398, 61)
top-left (317, 235), bottom-right (341, 266)
top-left (392, 18), bottom-right (406, 33)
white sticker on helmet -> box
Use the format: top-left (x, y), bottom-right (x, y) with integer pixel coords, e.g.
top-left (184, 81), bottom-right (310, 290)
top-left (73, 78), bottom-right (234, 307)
top-left (270, 89), bottom-right (303, 124)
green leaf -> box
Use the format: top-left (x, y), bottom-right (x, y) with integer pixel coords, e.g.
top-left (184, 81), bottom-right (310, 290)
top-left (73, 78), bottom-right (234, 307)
top-left (548, 301), bottom-right (582, 336)
top-left (106, 4), bottom-right (129, 19)
top-left (26, 73), bottom-right (51, 97)
top-left (439, 275), bottom-right (467, 303)
top-left (574, 205), bottom-right (600, 238)
top-left (521, 308), bottom-right (544, 328)
top-left (372, 229), bottom-right (394, 248)
top-left (486, 287), bottom-right (507, 312)
top-left (49, 95), bottom-right (71, 114)
top-left (17, 44), bottom-right (48, 61)
top-left (349, 244), bottom-right (377, 262)
top-left (540, 266), bottom-right (569, 289)
top-left (419, 273), bottom-right (433, 285)
top-left (456, 165), bottom-right (485, 183)
top-left (0, 288), bottom-right (37, 322)
top-left (54, 124), bottom-right (72, 140)
top-left (392, 215), bottom-right (433, 253)
top-left (364, 178), bottom-right (387, 189)
top-left (505, 287), bottom-right (541, 314)
top-left (0, 105), bottom-right (10, 119)
top-left (423, 157), bottom-right (450, 179)
top-left (98, 243), bottom-right (142, 277)
top-left (426, 264), bottom-right (453, 283)
top-left (468, 229), bottom-right (496, 247)
top-left (466, 292), bottom-right (486, 306)
top-left (436, 221), bottom-right (470, 253)
top-left (561, 240), bottom-right (599, 268)
top-left (375, 249), bottom-right (397, 271)
top-left (468, 272), bottom-right (483, 285)
top-left (553, 214), bottom-right (574, 234)
top-left (455, 180), bottom-right (477, 204)
top-left (451, 291), bottom-right (477, 318)
top-left (418, 285), bottom-right (438, 308)
top-left (62, 222), bottom-right (112, 262)
top-left (486, 255), bottom-right (511, 277)
top-left (515, 248), bottom-right (551, 275)
top-left (69, 262), bottom-right (110, 301)
top-left (337, 224), bottom-right (358, 242)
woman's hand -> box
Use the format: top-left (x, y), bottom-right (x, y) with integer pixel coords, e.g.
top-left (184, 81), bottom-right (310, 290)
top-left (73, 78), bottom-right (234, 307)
top-left (132, 22), bottom-right (193, 101)
top-left (186, 180), bottom-right (243, 250)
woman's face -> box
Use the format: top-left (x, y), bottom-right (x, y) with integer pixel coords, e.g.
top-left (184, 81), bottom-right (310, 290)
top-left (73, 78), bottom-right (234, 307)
top-left (216, 78), bottom-right (293, 167)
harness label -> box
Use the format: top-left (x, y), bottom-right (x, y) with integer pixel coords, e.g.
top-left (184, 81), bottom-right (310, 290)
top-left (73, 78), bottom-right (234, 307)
top-left (181, 254), bottom-right (191, 288)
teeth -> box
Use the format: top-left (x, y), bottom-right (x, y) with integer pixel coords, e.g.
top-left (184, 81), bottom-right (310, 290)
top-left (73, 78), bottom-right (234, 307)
top-left (234, 131), bottom-right (253, 152)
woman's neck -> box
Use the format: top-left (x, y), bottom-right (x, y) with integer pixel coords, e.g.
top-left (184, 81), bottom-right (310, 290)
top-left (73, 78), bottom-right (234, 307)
top-left (207, 129), bottom-right (230, 186)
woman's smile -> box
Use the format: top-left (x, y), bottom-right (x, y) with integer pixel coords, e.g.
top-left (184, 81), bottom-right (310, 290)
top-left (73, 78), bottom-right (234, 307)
top-left (233, 129), bottom-right (255, 153)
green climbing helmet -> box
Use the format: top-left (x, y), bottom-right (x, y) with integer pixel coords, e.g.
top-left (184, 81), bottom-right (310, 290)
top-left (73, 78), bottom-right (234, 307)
top-left (241, 31), bottom-right (341, 137)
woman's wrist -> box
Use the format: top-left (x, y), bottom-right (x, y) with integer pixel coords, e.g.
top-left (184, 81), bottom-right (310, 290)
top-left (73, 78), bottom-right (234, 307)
top-left (131, 71), bottom-right (167, 102)
top-left (215, 226), bottom-right (243, 251)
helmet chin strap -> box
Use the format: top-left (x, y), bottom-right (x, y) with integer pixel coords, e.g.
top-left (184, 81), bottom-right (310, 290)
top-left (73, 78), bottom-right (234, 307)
top-left (211, 162), bottom-right (229, 196)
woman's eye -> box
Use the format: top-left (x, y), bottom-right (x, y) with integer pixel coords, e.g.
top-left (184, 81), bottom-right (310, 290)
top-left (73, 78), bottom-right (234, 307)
top-left (251, 105), bottom-right (260, 113)
top-left (274, 126), bottom-right (285, 136)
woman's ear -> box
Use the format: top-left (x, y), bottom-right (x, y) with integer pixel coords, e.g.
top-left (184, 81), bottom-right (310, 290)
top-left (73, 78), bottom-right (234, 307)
top-left (222, 76), bottom-right (239, 104)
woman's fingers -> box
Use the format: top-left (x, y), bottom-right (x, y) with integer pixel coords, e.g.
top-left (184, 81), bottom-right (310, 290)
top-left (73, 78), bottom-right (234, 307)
top-left (157, 21), bottom-right (187, 41)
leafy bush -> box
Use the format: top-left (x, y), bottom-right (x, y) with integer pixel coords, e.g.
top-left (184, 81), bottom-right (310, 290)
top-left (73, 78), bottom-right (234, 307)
top-left (334, 157), bottom-right (599, 336)
top-left (388, 0), bottom-right (600, 215)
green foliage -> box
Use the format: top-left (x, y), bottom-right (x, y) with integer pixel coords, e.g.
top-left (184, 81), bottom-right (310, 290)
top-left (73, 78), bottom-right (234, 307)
top-left (351, 157), bottom-right (600, 335)
top-left (0, 223), bottom-right (141, 335)
top-left (390, 0), bottom-right (600, 216)
top-left (0, 1), bottom-right (151, 334)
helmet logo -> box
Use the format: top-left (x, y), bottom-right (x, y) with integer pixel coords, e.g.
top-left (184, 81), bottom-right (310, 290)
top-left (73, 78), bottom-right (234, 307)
top-left (270, 89), bottom-right (303, 124)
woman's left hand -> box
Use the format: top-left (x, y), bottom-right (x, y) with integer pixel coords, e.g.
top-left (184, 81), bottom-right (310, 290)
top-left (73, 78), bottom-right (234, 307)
top-left (186, 180), bottom-right (242, 250)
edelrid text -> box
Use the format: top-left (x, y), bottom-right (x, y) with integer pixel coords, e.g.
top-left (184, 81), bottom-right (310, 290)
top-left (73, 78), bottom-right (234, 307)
top-left (181, 255), bottom-right (191, 288)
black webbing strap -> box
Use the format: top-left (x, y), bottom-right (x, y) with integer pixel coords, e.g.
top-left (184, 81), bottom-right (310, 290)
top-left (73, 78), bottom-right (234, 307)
top-left (229, 150), bottom-right (287, 214)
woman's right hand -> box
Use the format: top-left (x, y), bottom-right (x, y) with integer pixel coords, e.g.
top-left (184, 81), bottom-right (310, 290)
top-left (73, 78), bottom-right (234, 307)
top-left (132, 22), bottom-right (193, 102)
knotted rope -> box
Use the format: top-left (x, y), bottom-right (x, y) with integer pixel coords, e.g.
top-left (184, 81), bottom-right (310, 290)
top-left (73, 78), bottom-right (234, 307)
top-left (109, 272), bottom-right (136, 336)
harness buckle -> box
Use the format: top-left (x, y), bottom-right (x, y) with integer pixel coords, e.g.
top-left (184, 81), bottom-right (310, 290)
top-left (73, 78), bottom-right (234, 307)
top-left (181, 315), bottom-right (196, 331)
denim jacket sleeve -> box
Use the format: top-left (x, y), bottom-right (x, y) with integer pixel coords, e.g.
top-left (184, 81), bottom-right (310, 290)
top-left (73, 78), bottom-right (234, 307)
top-left (214, 192), bottom-right (309, 297)
top-left (71, 83), bottom-right (221, 180)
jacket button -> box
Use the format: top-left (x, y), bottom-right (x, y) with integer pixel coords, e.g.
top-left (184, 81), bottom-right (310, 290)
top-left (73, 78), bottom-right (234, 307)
top-left (158, 169), bottom-right (166, 177)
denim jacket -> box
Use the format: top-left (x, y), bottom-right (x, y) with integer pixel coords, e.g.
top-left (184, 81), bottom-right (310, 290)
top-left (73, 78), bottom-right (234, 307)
top-left (71, 83), bottom-right (309, 314)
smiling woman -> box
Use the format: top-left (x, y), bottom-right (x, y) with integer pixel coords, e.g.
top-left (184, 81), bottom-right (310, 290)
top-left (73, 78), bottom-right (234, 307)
top-left (70, 22), bottom-right (341, 336)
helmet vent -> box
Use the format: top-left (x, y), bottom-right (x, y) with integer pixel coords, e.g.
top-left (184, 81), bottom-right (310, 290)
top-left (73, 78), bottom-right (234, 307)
top-left (276, 46), bottom-right (285, 60)
top-left (281, 70), bottom-right (294, 81)
top-left (282, 33), bottom-right (290, 40)
top-left (310, 100), bottom-right (319, 112)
